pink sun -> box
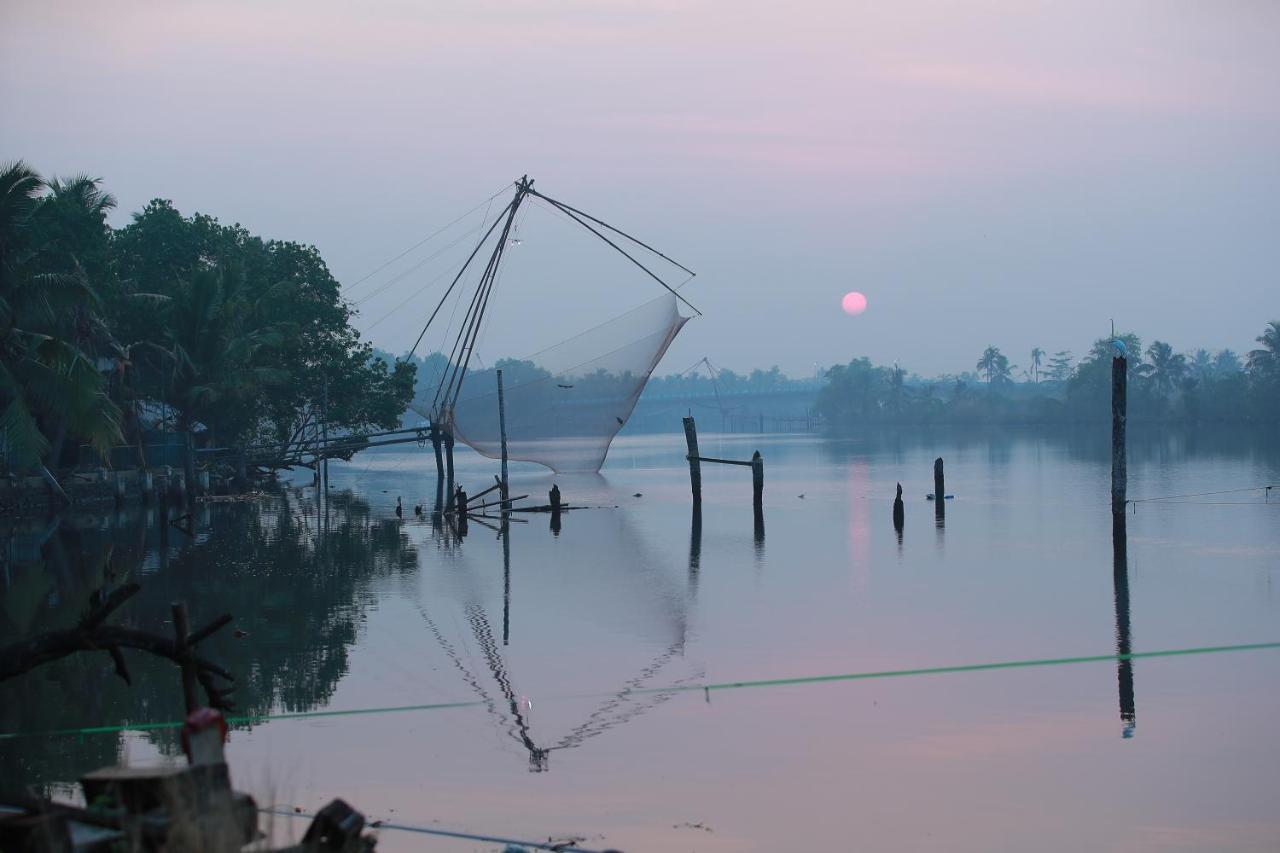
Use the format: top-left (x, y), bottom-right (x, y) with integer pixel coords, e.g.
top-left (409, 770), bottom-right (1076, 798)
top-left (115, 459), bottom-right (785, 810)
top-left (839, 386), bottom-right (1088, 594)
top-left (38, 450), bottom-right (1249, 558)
top-left (842, 291), bottom-right (868, 315)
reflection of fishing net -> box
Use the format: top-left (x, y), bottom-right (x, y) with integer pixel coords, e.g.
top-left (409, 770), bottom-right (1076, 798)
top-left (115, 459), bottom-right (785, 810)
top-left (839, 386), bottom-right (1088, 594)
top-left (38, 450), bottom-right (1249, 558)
top-left (447, 294), bottom-right (688, 473)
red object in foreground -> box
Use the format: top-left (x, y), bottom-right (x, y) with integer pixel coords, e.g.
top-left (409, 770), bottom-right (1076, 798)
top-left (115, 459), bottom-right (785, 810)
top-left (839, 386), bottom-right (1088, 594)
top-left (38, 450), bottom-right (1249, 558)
top-left (181, 707), bottom-right (228, 766)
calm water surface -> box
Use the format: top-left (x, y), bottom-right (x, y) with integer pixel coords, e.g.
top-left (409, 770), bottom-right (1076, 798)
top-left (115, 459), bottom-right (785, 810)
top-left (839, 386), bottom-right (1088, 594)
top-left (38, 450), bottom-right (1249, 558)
top-left (3, 429), bottom-right (1279, 851)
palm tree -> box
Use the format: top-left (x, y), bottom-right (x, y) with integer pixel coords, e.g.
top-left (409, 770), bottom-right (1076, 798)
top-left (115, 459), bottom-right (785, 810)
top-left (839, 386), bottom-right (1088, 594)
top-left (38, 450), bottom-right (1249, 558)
top-left (1030, 347), bottom-right (1044, 383)
top-left (154, 265), bottom-right (289, 444)
top-left (1247, 321), bottom-right (1280, 380)
top-left (976, 346), bottom-right (1011, 384)
top-left (0, 161), bottom-right (120, 470)
top-left (1138, 341), bottom-right (1188, 398)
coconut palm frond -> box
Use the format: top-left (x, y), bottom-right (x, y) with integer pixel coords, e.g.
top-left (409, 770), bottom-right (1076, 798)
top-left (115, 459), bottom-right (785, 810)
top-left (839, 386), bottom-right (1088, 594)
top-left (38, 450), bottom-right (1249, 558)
top-left (0, 396), bottom-right (48, 468)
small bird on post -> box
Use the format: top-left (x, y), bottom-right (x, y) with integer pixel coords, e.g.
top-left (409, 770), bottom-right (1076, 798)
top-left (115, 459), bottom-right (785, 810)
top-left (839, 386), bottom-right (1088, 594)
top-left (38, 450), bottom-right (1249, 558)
top-left (893, 483), bottom-right (905, 531)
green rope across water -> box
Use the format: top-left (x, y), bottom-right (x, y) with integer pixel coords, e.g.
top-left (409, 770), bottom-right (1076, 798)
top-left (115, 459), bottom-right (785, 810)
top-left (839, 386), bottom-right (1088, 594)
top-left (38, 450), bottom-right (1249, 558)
top-left (4, 641), bottom-right (1278, 742)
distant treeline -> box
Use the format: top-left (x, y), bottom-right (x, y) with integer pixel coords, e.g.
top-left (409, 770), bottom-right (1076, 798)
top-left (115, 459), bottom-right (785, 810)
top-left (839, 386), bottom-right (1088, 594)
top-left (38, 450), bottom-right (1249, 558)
top-left (1, 161), bottom-right (414, 472)
top-left (381, 352), bottom-right (822, 419)
top-left (817, 331), bottom-right (1280, 427)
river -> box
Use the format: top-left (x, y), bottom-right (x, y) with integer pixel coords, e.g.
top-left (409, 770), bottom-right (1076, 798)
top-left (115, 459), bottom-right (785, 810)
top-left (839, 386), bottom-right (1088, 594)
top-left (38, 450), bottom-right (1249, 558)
top-left (3, 427), bottom-right (1279, 851)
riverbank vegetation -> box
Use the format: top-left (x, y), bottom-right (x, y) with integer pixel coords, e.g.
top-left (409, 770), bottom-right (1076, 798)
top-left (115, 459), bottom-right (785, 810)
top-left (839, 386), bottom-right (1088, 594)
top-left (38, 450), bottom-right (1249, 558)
top-left (0, 161), bottom-right (414, 474)
top-left (817, 328), bottom-right (1280, 428)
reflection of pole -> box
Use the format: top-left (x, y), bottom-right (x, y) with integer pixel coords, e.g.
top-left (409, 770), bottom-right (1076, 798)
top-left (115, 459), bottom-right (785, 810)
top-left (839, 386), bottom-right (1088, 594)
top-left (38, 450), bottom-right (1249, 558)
top-left (689, 506), bottom-right (702, 595)
top-left (497, 370), bottom-right (510, 509)
top-left (1113, 512), bottom-right (1136, 737)
top-left (502, 516), bottom-right (511, 646)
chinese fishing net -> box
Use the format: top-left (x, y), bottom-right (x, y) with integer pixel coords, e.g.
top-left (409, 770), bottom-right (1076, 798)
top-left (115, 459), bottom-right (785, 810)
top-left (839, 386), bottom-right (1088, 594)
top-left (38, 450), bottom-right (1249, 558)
top-left (435, 293), bottom-right (687, 473)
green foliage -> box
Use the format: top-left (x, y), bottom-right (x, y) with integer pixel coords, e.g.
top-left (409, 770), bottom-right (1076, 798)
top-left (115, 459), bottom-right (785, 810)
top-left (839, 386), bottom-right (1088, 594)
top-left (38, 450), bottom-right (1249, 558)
top-left (976, 346), bottom-right (1013, 385)
top-left (818, 325), bottom-right (1280, 428)
top-left (1, 162), bottom-right (415, 472)
top-left (0, 161), bottom-right (122, 469)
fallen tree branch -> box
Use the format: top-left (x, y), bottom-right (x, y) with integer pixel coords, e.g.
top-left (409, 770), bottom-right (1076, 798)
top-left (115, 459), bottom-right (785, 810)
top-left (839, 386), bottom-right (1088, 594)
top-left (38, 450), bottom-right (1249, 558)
top-left (0, 584), bottom-right (236, 711)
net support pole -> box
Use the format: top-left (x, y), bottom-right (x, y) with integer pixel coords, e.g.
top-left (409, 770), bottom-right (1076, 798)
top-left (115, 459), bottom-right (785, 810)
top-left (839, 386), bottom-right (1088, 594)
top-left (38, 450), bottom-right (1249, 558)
top-left (683, 416), bottom-right (702, 507)
top-left (444, 421), bottom-right (456, 511)
top-left (497, 369), bottom-right (510, 509)
top-left (1112, 356), bottom-right (1127, 516)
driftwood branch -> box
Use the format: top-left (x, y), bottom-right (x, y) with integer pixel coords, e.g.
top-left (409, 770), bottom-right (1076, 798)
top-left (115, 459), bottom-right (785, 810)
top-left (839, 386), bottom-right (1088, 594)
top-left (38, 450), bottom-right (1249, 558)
top-left (0, 583), bottom-right (237, 711)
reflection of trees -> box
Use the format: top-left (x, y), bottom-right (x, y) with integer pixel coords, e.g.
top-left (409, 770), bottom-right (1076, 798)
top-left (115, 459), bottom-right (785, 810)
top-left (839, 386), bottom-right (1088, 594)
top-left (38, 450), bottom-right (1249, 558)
top-left (812, 425), bottom-right (1280, 470)
top-left (0, 492), bottom-right (417, 790)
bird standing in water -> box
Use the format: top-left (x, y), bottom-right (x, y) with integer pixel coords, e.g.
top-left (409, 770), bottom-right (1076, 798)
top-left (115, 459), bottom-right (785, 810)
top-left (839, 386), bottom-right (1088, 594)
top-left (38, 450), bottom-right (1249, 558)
top-left (395, 496), bottom-right (403, 518)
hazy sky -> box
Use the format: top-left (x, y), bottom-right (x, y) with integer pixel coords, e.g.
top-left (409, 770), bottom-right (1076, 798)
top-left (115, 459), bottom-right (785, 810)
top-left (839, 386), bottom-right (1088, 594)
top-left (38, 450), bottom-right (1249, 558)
top-left (4, 0), bottom-right (1277, 376)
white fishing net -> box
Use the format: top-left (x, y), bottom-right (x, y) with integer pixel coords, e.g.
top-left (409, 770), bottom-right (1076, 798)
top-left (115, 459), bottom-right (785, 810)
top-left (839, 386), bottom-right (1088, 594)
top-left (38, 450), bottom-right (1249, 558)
top-left (445, 294), bottom-right (689, 473)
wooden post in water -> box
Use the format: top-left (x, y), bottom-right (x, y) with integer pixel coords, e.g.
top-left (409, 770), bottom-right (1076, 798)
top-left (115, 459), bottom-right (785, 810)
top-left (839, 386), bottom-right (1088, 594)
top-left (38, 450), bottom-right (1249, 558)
top-left (934, 457), bottom-right (945, 523)
top-left (751, 450), bottom-right (764, 514)
top-left (1112, 354), bottom-right (1127, 515)
top-left (683, 416), bottom-right (702, 507)
top-left (170, 602), bottom-right (198, 714)
top-left (497, 369), bottom-right (510, 509)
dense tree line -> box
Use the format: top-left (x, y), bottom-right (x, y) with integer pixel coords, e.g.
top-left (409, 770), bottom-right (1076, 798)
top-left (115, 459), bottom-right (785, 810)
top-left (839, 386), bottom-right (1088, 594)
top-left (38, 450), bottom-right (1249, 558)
top-left (817, 327), bottom-right (1280, 428)
top-left (0, 161), bottom-right (414, 474)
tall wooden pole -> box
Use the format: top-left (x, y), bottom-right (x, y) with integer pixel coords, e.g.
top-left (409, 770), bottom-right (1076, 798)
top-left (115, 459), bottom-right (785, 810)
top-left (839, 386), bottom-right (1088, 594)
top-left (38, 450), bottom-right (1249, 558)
top-left (683, 416), bottom-right (702, 507)
top-left (497, 369), bottom-right (510, 509)
top-left (1112, 355), bottom-right (1127, 515)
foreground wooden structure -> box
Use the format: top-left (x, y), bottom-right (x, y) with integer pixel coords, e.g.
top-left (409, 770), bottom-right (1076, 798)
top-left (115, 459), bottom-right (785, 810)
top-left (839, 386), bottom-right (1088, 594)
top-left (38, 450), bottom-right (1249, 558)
top-left (0, 585), bottom-right (378, 853)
